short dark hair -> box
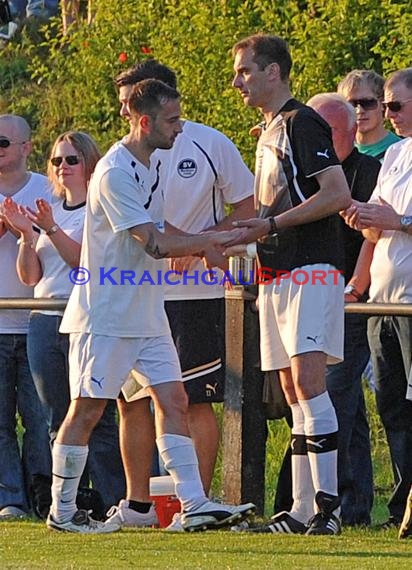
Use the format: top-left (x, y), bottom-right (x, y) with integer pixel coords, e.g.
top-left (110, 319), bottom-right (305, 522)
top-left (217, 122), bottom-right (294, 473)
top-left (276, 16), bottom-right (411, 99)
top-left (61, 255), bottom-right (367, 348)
top-left (128, 79), bottom-right (180, 119)
top-left (385, 67), bottom-right (412, 91)
top-left (115, 59), bottom-right (177, 89)
top-left (233, 33), bottom-right (292, 80)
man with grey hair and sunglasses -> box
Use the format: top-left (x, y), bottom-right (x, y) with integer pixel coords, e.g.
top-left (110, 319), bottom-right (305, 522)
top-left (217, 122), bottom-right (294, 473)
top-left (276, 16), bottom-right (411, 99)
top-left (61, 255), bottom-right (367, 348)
top-left (0, 114), bottom-right (51, 520)
top-left (343, 68), bottom-right (412, 531)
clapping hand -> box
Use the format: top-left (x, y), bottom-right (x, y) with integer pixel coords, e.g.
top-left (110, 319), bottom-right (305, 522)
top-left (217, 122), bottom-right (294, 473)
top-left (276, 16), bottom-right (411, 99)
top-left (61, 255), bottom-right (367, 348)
top-left (1, 197), bottom-right (32, 235)
top-left (25, 198), bottom-right (54, 232)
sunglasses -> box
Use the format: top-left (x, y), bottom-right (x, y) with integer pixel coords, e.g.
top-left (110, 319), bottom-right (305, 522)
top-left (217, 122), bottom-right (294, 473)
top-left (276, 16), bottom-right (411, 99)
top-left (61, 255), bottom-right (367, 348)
top-left (50, 155), bottom-right (80, 167)
top-left (347, 98), bottom-right (379, 111)
top-left (382, 98), bottom-right (412, 113)
top-left (0, 138), bottom-right (26, 148)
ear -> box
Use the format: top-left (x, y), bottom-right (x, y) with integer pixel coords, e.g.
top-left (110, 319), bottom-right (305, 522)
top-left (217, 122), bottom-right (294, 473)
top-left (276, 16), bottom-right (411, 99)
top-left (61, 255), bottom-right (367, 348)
top-left (22, 140), bottom-right (33, 156)
top-left (265, 62), bottom-right (280, 80)
top-left (140, 114), bottom-right (152, 133)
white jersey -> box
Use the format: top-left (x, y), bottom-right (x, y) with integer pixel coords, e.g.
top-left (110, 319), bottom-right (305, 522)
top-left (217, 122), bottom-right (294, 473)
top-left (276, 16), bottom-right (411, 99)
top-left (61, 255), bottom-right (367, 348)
top-left (156, 120), bottom-right (254, 300)
top-left (0, 172), bottom-right (50, 333)
top-left (368, 137), bottom-right (412, 304)
top-left (33, 197), bottom-right (85, 315)
top-left (60, 141), bottom-right (170, 338)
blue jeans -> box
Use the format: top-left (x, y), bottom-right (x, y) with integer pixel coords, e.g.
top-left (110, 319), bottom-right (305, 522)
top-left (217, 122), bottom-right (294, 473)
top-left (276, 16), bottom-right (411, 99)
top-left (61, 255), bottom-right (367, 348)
top-left (0, 334), bottom-right (51, 512)
top-left (326, 313), bottom-right (374, 525)
top-left (8, 0), bottom-right (58, 18)
top-left (368, 315), bottom-right (412, 521)
top-left (27, 313), bottom-right (126, 509)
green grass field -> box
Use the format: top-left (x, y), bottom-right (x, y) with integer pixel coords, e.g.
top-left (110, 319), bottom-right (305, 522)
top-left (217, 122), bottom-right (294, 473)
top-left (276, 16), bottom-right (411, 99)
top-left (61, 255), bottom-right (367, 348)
top-left (0, 521), bottom-right (410, 569)
top-left (1, 385), bottom-right (410, 569)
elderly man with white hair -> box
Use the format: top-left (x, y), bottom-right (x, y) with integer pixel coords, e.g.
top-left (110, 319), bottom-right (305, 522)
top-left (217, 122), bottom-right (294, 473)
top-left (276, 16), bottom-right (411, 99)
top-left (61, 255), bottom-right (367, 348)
top-left (306, 93), bottom-right (381, 527)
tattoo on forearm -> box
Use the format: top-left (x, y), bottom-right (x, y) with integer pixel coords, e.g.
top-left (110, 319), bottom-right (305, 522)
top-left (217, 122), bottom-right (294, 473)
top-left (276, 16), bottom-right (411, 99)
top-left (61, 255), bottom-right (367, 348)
top-left (144, 230), bottom-right (169, 259)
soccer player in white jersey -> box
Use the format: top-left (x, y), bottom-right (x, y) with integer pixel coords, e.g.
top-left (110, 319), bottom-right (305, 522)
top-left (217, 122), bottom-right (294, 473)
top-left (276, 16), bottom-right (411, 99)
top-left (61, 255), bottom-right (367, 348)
top-left (105, 60), bottom-right (254, 531)
top-left (47, 79), bottom-right (254, 533)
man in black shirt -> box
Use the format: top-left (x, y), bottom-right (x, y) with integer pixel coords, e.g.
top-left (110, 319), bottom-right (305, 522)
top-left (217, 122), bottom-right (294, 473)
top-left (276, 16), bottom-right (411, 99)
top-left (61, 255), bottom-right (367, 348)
top-left (230, 34), bottom-right (351, 535)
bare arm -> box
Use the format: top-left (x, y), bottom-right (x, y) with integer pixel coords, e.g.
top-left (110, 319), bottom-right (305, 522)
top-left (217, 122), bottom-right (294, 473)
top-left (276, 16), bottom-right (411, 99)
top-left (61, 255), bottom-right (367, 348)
top-left (129, 222), bottom-right (235, 259)
top-left (345, 239), bottom-right (375, 301)
top-left (26, 198), bottom-right (82, 268)
top-left (42, 228), bottom-right (82, 268)
top-left (226, 166), bottom-right (351, 245)
top-left (361, 228), bottom-right (381, 243)
top-left (2, 197), bottom-right (42, 286)
top-left (16, 232), bottom-right (42, 286)
top-left (205, 196), bottom-right (254, 231)
top-left (276, 167), bottom-right (351, 229)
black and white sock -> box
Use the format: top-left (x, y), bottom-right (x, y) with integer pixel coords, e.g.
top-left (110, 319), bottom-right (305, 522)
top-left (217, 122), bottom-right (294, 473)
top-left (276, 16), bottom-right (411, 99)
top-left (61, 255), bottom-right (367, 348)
top-left (299, 392), bottom-right (339, 503)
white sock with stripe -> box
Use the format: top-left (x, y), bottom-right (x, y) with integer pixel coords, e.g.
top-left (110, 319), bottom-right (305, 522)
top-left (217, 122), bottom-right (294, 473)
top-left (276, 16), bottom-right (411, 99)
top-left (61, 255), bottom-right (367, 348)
top-left (50, 443), bottom-right (88, 522)
top-left (289, 402), bottom-right (315, 523)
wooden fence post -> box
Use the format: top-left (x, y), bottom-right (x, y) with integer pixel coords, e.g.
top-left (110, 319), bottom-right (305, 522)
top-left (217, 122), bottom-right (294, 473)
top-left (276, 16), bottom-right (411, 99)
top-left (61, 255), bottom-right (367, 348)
top-left (222, 286), bottom-right (267, 514)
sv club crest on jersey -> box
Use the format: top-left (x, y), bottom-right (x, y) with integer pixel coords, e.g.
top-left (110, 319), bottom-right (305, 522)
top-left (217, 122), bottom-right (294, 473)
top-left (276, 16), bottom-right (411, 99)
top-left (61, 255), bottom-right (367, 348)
top-left (177, 158), bottom-right (197, 178)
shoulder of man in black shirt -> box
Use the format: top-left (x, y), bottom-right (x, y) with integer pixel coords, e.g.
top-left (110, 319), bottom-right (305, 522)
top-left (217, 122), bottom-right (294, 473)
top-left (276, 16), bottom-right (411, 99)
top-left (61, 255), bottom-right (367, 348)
top-left (342, 148), bottom-right (381, 203)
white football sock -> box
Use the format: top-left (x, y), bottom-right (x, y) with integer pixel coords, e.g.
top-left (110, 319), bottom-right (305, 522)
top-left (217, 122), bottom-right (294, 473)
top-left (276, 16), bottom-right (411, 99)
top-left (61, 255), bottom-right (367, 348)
top-left (289, 402), bottom-right (315, 523)
top-left (50, 443), bottom-right (88, 522)
top-left (156, 434), bottom-right (207, 512)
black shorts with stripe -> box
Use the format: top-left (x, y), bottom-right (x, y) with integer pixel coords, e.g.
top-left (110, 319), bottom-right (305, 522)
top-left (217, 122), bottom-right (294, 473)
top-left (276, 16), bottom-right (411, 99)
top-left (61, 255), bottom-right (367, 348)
top-left (165, 298), bottom-right (225, 404)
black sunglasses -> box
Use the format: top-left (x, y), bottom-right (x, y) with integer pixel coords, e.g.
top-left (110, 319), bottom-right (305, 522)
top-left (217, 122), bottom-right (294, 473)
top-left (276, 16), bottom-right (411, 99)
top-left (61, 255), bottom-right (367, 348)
top-left (347, 98), bottom-right (379, 111)
top-left (50, 155), bottom-right (80, 167)
top-left (0, 138), bottom-right (26, 148)
top-left (382, 98), bottom-right (412, 113)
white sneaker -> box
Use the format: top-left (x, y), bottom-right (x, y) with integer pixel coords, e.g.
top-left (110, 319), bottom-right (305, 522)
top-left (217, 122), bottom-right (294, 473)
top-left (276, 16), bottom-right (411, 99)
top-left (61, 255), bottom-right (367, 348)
top-left (47, 509), bottom-right (120, 534)
top-left (105, 499), bottom-right (158, 528)
top-left (181, 500), bottom-right (256, 532)
top-left (165, 512), bottom-right (184, 532)
top-left (221, 502), bottom-right (256, 519)
top-left (0, 506), bottom-right (28, 519)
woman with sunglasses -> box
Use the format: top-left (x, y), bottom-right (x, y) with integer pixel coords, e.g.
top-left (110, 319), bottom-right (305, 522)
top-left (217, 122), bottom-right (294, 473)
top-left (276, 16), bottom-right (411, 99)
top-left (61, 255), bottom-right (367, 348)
top-left (2, 131), bottom-right (125, 518)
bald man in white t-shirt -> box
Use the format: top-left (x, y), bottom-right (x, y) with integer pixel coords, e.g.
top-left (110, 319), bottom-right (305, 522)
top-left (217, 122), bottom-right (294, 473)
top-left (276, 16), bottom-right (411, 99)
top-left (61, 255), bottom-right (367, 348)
top-left (0, 114), bottom-right (51, 519)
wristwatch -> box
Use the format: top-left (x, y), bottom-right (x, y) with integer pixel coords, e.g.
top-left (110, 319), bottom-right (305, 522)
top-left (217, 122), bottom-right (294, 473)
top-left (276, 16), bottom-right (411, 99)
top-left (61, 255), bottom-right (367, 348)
top-left (267, 216), bottom-right (278, 235)
top-left (344, 284), bottom-right (362, 300)
top-left (46, 224), bottom-right (59, 236)
top-left (400, 215), bottom-right (412, 232)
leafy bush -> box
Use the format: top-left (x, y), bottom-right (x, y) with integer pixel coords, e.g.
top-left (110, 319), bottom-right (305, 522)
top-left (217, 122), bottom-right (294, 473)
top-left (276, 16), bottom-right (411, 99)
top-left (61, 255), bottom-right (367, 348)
top-left (2, 0), bottom-right (410, 172)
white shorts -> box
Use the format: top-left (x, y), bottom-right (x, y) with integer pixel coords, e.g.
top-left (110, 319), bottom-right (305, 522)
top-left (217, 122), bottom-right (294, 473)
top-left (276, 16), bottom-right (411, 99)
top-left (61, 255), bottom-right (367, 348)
top-left (259, 264), bottom-right (344, 371)
top-left (68, 333), bottom-right (182, 399)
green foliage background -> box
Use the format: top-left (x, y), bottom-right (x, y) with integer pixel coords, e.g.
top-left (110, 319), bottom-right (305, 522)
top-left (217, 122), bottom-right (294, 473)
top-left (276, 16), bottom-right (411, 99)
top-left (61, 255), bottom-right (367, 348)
top-left (0, 0), bottom-right (408, 519)
top-left (1, 0), bottom-right (411, 170)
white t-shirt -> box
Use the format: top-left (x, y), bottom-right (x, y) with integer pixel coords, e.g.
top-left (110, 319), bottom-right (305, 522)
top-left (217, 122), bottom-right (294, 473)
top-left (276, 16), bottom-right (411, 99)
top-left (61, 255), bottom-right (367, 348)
top-left (60, 141), bottom-right (170, 338)
top-left (156, 120), bottom-right (254, 300)
top-left (33, 197), bottom-right (85, 315)
top-left (368, 137), bottom-right (412, 303)
top-left (0, 172), bottom-right (50, 333)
